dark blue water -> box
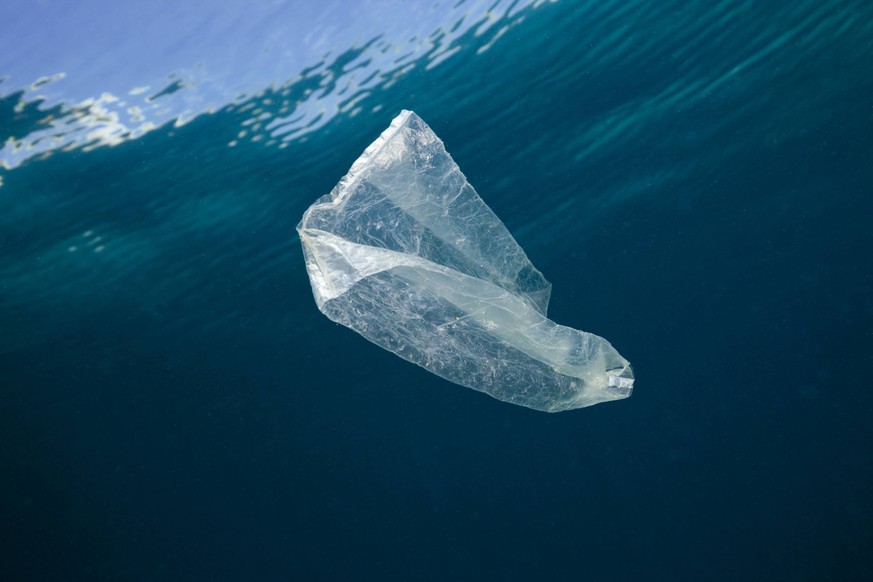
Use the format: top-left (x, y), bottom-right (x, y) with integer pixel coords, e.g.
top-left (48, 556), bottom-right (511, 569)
top-left (2, 1), bottom-right (872, 580)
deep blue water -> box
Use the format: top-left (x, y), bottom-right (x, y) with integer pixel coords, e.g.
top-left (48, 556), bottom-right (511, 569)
top-left (2, 1), bottom-right (872, 580)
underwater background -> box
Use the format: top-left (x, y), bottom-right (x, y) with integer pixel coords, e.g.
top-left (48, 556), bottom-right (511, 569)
top-left (2, 1), bottom-right (871, 580)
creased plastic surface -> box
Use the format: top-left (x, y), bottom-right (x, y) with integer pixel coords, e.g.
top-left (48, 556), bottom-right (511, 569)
top-left (297, 110), bottom-right (633, 412)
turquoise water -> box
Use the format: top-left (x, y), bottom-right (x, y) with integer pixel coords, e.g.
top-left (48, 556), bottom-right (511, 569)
top-left (2, 1), bottom-right (872, 580)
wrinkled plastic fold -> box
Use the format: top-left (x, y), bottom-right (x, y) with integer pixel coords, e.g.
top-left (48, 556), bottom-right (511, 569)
top-left (297, 110), bottom-right (633, 412)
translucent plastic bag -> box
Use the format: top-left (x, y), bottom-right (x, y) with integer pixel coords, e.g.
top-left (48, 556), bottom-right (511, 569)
top-left (298, 110), bottom-right (633, 412)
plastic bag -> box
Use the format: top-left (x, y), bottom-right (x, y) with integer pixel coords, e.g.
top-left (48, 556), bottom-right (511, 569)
top-left (297, 110), bottom-right (633, 412)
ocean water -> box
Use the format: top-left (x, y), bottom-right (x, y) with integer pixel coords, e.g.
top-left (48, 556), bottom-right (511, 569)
top-left (1, 1), bottom-right (872, 580)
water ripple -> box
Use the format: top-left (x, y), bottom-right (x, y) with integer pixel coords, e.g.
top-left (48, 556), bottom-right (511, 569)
top-left (1, 0), bottom-right (551, 170)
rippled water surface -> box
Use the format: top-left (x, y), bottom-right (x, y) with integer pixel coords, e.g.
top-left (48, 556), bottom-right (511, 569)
top-left (2, 1), bottom-right (872, 580)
